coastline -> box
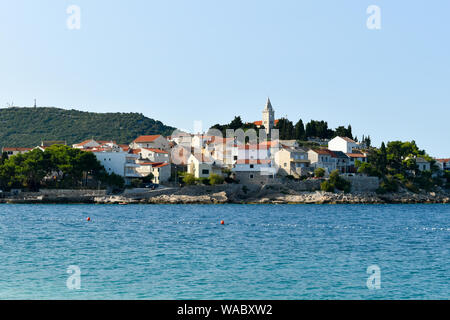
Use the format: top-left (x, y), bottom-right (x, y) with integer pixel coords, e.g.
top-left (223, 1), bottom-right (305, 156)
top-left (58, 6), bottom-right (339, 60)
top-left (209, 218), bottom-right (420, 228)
top-left (1, 185), bottom-right (449, 205)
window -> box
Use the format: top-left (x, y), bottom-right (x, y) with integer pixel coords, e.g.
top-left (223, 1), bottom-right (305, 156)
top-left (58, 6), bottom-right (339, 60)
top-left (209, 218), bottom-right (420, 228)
top-left (284, 163), bottom-right (287, 167)
top-left (250, 164), bottom-right (254, 169)
top-left (234, 156), bottom-right (238, 160)
top-left (202, 169), bottom-right (209, 175)
top-left (249, 174), bottom-right (254, 179)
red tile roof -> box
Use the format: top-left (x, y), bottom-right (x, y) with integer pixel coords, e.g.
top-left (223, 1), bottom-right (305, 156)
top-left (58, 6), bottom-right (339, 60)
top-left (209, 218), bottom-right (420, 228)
top-left (347, 153), bottom-right (367, 158)
top-left (253, 119), bottom-right (280, 126)
top-left (339, 136), bottom-right (356, 143)
top-left (3, 147), bottom-right (33, 152)
top-left (133, 135), bottom-right (162, 143)
top-left (143, 148), bottom-right (168, 154)
top-left (436, 158), bottom-right (450, 163)
top-left (236, 159), bottom-right (271, 165)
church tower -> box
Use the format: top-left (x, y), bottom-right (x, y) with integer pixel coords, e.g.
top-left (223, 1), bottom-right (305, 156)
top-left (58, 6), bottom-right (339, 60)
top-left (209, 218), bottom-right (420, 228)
top-left (262, 97), bottom-right (275, 134)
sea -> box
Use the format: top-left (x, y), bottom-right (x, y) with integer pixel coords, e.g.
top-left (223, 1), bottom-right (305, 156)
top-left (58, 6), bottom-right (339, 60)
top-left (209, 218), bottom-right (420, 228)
top-left (0, 204), bottom-right (448, 300)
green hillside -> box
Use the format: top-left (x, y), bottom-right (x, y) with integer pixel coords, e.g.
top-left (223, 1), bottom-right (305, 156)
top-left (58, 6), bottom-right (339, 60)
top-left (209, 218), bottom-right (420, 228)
top-left (0, 107), bottom-right (176, 148)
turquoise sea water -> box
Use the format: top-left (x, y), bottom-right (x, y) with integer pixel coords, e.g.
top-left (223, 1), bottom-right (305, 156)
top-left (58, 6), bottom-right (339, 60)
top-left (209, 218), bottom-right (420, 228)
top-left (0, 204), bottom-right (449, 300)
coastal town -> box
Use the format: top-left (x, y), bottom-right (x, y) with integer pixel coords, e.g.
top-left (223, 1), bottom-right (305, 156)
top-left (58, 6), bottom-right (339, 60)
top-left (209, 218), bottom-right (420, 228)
top-left (0, 99), bottom-right (449, 203)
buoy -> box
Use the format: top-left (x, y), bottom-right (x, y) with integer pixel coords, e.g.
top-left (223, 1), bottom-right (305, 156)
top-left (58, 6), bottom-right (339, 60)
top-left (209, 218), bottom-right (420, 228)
top-left (221, 220), bottom-right (225, 225)
top-left (86, 217), bottom-right (91, 222)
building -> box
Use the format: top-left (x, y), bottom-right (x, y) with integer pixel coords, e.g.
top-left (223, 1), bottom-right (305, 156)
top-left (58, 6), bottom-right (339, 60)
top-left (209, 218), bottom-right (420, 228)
top-left (252, 98), bottom-right (279, 135)
top-left (136, 161), bottom-right (171, 184)
top-left (91, 150), bottom-right (140, 184)
top-left (187, 153), bottom-right (223, 178)
top-left (435, 158), bottom-right (450, 171)
top-left (329, 150), bottom-right (350, 173)
top-left (328, 136), bottom-right (359, 154)
top-left (274, 147), bottom-right (310, 177)
top-left (307, 149), bottom-right (337, 174)
top-left (347, 153), bottom-right (368, 172)
top-left (130, 135), bottom-right (170, 151)
top-left (136, 148), bottom-right (170, 163)
top-left (1, 147), bottom-right (33, 157)
top-left (416, 157), bottom-right (431, 171)
top-left (232, 159), bottom-right (276, 185)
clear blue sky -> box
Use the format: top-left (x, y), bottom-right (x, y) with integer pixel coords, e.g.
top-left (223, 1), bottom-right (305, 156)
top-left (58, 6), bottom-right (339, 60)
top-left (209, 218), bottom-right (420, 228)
top-left (0, 0), bottom-right (449, 157)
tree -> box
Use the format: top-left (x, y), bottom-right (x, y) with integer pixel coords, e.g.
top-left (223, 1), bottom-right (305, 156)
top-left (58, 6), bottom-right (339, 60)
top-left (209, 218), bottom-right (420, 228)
top-left (142, 173), bottom-right (154, 183)
top-left (182, 173), bottom-right (196, 185)
top-left (209, 173), bottom-right (224, 185)
top-left (294, 119), bottom-right (305, 140)
top-left (275, 118), bottom-right (294, 140)
top-left (229, 116), bottom-right (244, 130)
top-left (314, 167), bottom-right (325, 178)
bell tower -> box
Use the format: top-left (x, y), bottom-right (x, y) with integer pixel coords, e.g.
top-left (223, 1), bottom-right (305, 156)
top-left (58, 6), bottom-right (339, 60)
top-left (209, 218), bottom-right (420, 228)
top-left (262, 97), bottom-right (275, 134)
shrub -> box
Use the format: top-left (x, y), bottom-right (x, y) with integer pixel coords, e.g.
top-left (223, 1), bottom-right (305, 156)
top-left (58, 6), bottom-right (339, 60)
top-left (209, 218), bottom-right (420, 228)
top-left (209, 173), bottom-right (224, 185)
top-left (197, 177), bottom-right (210, 185)
top-left (314, 168), bottom-right (325, 178)
top-left (329, 170), bottom-right (351, 193)
top-left (182, 173), bottom-right (196, 185)
top-left (321, 180), bottom-right (335, 192)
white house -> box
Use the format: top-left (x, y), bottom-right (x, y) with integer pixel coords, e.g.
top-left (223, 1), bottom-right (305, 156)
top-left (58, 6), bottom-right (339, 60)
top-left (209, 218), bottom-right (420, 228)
top-left (416, 157), bottom-right (431, 172)
top-left (91, 150), bottom-right (140, 183)
top-left (435, 158), bottom-right (450, 171)
top-left (328, 136), bottom-right (359, 154)
top-left (2, 147), bottom-right (33, 157)
top-left (136, 161), bottom-right (171, 184)
top-left (187, 153), bottom-right (223, 178)
top-left (237, 144), bottom-right (271, 162)
top-left (136, 148), bottom-right (170, 163)
top-left (130, 135), bottom-right (170, 151)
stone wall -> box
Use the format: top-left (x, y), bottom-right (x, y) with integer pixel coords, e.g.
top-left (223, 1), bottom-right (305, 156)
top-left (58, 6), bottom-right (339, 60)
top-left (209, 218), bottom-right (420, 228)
top-left (37, 189), bottom-right (107, 197)
top-left (343, 176), bottom-right (380, 192)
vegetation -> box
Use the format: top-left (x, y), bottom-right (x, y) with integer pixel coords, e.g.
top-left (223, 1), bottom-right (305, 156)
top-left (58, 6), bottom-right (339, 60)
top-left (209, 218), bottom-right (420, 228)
top-left (181, 173), bottom-right (196, 185)
top-left (209, 173), bottom-right (225, 185)
top-left (210, 115), bottom-right (370, 143)
top-left (314, 167), bottom-right (325, 178)
top-left (0, 145), bottom-right (124, 191)
top-left (0, 107), bottom-right (175, 147)
top-left (355, 140), bottom-right (442, 193)
top-left (321, 170), bottom-right (351, 193)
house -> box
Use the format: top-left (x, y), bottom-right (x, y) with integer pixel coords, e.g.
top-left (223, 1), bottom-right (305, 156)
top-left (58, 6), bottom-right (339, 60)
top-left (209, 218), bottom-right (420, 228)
top-left (232, 159), bottom-right (276, 185)
top-left (416, 157), bottom-right (431, 172)
top-left (328, 136), bottom-right (359, 154)
top-left (187, 153), bottom-right (223, 178)
top-left (41, 140), bottom-right (66, 147)
top-left (274, 147), bottom-right (310, 177)
top-left (307, 149), bottom-right (337, 174)
top-left (1, 147), bottom-right (33, 157)
top-left (136, 161), bottom-right (171, 184)
top-left (329, 150), bottom-right (350, 173)
top-left (137, 148), bottom-right (170, 163)
top-left (347, 153), bottom-right (368, 172)
top-left (237, 144), bottom-right (271, 162)
top-left (90, 150), bottom-right (140, 184)
top-left (435, 158), bottom-right (450, 171)
top-left (130, 135), bottom-right (170, 151)
top-left (73, 139), bottom-right (101, 149)
top-left (205, 137), bottom-right (237, 167)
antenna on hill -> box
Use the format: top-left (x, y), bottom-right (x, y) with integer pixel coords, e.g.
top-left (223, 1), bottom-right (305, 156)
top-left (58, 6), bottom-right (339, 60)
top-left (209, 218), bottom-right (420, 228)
top-left (34, 99), bottom-right (37, 108)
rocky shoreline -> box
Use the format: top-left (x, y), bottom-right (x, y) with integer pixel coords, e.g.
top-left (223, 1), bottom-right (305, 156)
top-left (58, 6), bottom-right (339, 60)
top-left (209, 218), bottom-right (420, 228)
top-left (1, 184), bottom-right (449, 204)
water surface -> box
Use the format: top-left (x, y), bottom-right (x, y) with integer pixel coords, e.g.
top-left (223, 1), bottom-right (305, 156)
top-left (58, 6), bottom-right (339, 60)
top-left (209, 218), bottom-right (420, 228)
top-left (0, 204), bottom-right (448, 299)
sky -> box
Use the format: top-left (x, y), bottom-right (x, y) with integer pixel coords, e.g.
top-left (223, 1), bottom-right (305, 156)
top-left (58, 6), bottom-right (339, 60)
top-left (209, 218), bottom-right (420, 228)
top-left (0, 0), bottom-right (449, 157)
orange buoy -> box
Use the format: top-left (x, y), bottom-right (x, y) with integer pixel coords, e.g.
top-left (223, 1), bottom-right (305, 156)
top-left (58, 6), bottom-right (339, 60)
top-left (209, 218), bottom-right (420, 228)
top-left (86, 217), bottom-right (91, 222)
top-left (221, 220), bottom-right (225, 225)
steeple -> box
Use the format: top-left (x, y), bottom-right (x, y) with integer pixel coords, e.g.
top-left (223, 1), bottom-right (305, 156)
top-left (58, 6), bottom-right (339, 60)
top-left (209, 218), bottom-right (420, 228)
top-left (264, 97), bottom-right (273, 111)
top-left (262, 97), bottom-right (275, 135)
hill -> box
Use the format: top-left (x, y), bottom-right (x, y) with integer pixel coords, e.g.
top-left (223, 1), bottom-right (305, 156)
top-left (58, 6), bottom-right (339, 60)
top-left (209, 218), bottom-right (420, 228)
top-left (0, 107), bottom-right (176, 147)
